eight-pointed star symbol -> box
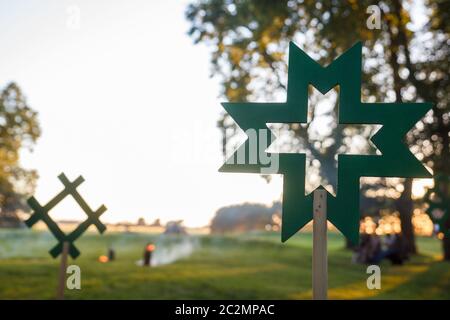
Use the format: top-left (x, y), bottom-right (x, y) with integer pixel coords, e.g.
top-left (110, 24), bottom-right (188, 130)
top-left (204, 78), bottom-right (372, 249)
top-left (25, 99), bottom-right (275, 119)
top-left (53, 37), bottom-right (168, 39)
top-left (220, 41), bottom-right (432, 244)
top-left (267, 86), bottom-right (380, 196)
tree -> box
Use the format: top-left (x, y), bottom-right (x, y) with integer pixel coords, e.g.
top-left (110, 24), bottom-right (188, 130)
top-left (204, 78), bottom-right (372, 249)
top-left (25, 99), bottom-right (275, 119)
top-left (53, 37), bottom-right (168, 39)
top-left (137, 217), bottom-right (146, 226)
top-left (0, 82), bottom-right (41, 226)
top-left (211, 202), bottom-right (280, 233)
top-left (186, 0), bottom-right (449, 258)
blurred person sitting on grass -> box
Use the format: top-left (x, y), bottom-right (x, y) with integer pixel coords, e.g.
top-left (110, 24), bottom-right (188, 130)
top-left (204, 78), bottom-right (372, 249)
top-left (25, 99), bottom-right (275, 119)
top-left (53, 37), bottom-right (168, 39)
top-left (353, 233), bottom-right (382, 264)
top-left (373, 233), bottom-right (409, 265)
top-left (354, 233), bottom-right (409, 265)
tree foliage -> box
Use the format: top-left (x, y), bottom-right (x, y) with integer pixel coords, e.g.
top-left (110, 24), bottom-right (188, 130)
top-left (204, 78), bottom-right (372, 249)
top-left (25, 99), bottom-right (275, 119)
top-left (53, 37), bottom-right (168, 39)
top-left (0, 82), bottom-right (41, 224)
top-left (211, 202), bottom-right (281, 233)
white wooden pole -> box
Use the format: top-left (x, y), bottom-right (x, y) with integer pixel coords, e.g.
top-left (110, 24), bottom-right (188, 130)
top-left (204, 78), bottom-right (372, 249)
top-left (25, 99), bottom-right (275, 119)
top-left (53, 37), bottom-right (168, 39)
top-left (313, 189), bottom-right (327, 300)
top-left (56, 241), bottom-right (69, 300)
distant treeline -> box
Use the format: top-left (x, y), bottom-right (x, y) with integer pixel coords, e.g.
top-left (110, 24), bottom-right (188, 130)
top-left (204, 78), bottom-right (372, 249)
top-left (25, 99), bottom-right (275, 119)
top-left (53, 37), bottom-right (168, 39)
top-left (210, 192), bottom-right (397, 235)
top-left (211, 202), bottom-right (281, 234)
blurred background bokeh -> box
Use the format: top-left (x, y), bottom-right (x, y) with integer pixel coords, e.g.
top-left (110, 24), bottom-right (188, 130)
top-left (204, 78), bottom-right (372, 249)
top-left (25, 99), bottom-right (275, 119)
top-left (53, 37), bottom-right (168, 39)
top-left (0, 0), bottom-right (448, 299)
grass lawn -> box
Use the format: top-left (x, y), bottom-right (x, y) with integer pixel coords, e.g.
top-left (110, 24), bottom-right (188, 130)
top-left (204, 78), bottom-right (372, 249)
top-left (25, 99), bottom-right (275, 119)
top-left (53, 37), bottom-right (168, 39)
top-left (0, 229), bottom-right (448, 299)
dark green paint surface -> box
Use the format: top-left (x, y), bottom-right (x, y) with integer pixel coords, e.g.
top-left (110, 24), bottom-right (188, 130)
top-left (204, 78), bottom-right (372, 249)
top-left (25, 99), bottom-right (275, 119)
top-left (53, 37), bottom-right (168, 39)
top-left (220, 42), bottom-right (432, 245)
top-left (25, 173), bottom-right (107, 259)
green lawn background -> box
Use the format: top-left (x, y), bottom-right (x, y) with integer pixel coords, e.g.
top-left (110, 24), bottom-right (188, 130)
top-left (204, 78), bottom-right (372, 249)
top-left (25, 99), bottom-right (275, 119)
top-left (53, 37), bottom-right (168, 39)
top-left (0, 229), bottom-right (448, 299)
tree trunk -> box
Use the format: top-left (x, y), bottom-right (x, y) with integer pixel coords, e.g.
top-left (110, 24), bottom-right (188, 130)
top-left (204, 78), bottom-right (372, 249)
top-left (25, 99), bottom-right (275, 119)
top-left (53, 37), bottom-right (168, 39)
top-left (390, 0), bottom-right (450, 259)
top-left (397, 178), bottom-right (417, 255)
top-left (443, 233), bottom-right (450, 261)
top-left (385, 5), bottom-right (417, 256)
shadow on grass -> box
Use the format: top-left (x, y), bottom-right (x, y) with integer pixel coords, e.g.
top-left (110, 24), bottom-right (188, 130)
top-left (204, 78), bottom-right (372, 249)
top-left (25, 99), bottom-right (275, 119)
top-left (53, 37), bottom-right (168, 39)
top-left (373, 255), bottom-right (450, 300)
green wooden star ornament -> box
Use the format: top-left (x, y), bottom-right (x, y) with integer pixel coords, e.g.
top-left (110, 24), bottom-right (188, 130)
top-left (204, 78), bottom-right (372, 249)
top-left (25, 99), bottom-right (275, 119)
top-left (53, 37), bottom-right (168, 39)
top-left (424, 174), bottom-right (450, 236)
top-left (220, 42), bottom-right (432, 245)
top-left (25, 173), bottom-right (107, 259)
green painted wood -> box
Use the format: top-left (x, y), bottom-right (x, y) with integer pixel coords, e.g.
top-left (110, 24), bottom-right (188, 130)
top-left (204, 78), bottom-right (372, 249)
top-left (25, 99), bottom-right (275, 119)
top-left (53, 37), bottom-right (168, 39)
top-left (25, 173), bottom-right (107, 259)
top-left (219, 42), bottom-right (432, 245)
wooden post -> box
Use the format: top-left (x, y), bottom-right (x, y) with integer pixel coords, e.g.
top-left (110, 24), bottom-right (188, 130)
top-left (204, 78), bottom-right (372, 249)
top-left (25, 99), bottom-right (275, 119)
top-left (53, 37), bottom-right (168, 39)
top-left (313, 189), bottom-right (327, 300)
top-left (56, 241), bottom-right (70, 300)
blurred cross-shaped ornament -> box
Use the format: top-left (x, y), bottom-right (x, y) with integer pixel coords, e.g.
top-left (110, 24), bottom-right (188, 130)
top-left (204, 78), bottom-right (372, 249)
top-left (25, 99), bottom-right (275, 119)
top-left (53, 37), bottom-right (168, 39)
top-left (25, 173), bottom-right (107, 259)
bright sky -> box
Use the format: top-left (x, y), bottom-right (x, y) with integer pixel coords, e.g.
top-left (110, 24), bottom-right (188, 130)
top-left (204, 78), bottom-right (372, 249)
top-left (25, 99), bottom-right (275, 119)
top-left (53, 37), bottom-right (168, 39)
top-left (0, 0), bottom-right (283, 226)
